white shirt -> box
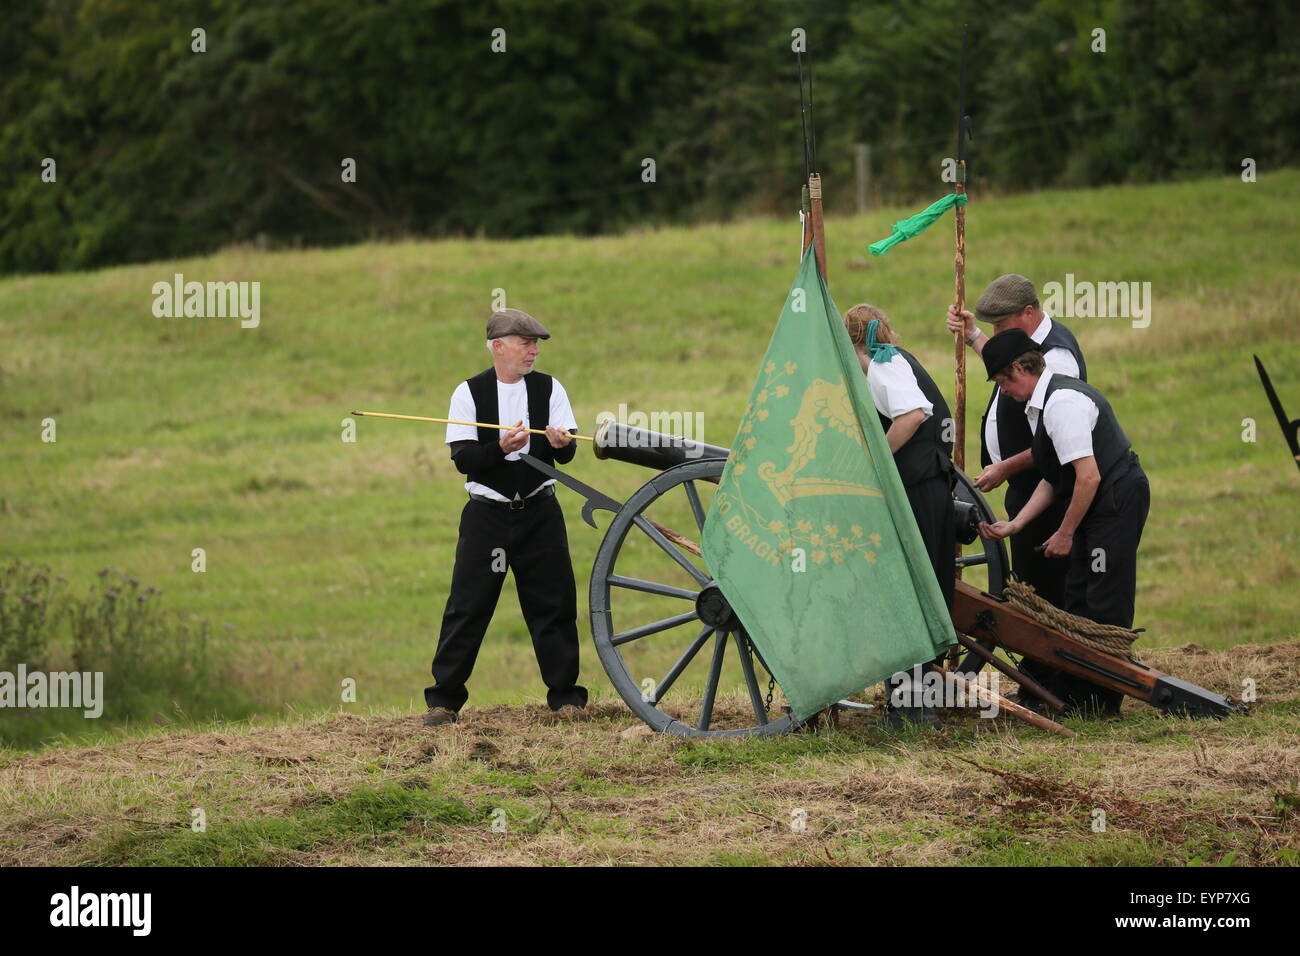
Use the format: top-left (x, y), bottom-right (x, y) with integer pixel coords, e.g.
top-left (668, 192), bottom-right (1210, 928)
top-left (1026, 369), bottom-right (1099, 466)
top-left (984, 314), bottom-right (1080, 462)
top-left (867, 354), bottom-right (933, 423)
top-left (445, 374), bottom-right (579, 501)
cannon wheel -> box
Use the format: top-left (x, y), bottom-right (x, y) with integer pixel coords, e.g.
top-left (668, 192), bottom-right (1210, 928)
top-left (952, 467), bottom-right (1007, 595)
top-left (950, 467), bottom-right (1010, 676)
top-left (589, 458), bottom-right (1008, 737)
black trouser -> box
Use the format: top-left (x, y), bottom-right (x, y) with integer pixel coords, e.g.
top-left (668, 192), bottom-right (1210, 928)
top-left (905, 472), bottom-right (956, 613)
top-left (1004, 479), bottom-right (1069, 608)
top-left (1064, 464), bottom-right (1150, 630)
top-left (424, 494), bottom-right (588, 712)
top-left (1019, 464), bottom-right (1150, 715)
top-left (887, 472), bottom-right (955, 708)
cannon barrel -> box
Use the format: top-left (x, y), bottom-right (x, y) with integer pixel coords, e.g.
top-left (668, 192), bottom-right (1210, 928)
top-left (593, 420), bottom-right (730, 471)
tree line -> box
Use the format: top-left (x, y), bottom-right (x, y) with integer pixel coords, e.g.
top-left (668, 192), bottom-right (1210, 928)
top-left (2, 0), bottom-right (1296, 275)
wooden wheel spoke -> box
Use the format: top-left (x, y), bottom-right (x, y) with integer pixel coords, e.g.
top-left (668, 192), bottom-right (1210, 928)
top-left (591, 457), bottom-right (798, 737)
top-left (698, 631), bottom-right (728, 731)
top-left (736, 635), bottom-right (768, 725)
top-left (608, 574), bottom-right (699, 601)
top-left (683, 480), bottom-right (707, 532)
top-left (654, 625), bottom-right (714, 703)
top-left (611, 609), bottom-right (700, 647)
top-left (632, 515), bottom-right (711, 586)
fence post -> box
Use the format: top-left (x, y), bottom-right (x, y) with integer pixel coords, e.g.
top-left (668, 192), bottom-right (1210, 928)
top-left (854, 143), bottom-right (871, 213)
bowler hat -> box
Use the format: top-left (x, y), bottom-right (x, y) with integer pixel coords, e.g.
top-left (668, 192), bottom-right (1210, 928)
top-left (982, 328), bottom-right (1041, 380)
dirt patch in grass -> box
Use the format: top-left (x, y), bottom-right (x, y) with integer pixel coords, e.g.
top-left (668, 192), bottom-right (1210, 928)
top-left (1, 641), bottom-right (1297, 866)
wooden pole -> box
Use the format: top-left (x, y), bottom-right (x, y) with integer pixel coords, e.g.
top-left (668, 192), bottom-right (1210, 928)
top-left (953, 180), bottom-right (966, 473)
top-left (808, 173), bottom-right (827, 281)
top-left (946, 670), bottom-right (1075, 738)
top-left (953, 632), bottom-right (1066, 712)
top-left (350, 410), bottom-right (594, 441)
top-left (951, 176), bottom-right (967, 601)
top-left (952, 25), bottom-right (972, 594)
top-left (953, 26), bottom-right (971, 474)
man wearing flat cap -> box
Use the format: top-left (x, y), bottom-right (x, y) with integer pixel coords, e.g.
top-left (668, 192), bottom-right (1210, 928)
top-left (423, 308), bottom-right (587, 726)
top-left (946, 274), bottom-right (1087, 611)
top-left (977, 329), bottom-right (1150, 715)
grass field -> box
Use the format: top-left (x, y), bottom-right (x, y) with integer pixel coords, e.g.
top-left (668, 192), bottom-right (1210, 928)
top-left (1, 170), bottom-right (1299, 863)
top-left (3, 170), bottom-right (1298, 864)
top-left (2, 641), bottom-right (1297, 866)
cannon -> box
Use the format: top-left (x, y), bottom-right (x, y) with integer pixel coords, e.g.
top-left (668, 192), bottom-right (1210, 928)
top-left (521, 422), bottom-right (1241, 738)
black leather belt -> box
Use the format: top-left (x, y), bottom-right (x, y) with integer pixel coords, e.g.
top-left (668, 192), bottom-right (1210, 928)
top-left (469, 485), bottom-right (555, 510)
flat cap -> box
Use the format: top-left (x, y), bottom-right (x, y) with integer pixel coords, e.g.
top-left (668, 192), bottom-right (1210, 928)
top-left (974, 274), bottom-right (1038, 323)
top-left (982, 328), bottom-right (1042, 380)
top-left (486, 308), bottom-right (550, 340)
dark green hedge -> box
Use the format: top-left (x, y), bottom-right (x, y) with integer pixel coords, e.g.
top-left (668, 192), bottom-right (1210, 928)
top-left (2, 0), bottom-right (1296, 274)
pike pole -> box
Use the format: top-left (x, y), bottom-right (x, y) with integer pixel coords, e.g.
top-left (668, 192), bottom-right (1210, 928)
top-left (807, 174), bottom-right (826, 281)
top-left (350, 410), bottom-right (594, 441)
top-left (797, 45), bottom-right (826, 282)
top-left (953, 26), bottom-right (972, 587)
top-left (953, 25), bottom-right (972, 474)
top-left (953, 193), bottom-right (966, 471)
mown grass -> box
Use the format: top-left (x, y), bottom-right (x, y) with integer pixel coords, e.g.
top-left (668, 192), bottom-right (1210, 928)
top-left (2, 642), bottom-right (1296, 867)
top-left (1, 170), bottom-right (1297, 746)
top-left (92, 782), bottom-right (485, 867)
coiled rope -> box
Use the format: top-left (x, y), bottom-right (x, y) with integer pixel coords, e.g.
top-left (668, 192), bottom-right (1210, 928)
top-left (1002, 581), bottom-right (1141, 660)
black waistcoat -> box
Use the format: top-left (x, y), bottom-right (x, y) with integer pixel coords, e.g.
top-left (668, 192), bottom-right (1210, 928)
top-left (1030, 374), bottom-right (1134, 501)
top-left (875, 348), bottom-right (954, 487)
top-left (980, 319), bottom-right (1087, 493)
top-left (465, 368), bottom-right (556, 499)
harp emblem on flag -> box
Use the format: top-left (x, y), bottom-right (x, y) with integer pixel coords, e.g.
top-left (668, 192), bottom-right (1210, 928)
top-left (757, 377), bottom-right (882, 505)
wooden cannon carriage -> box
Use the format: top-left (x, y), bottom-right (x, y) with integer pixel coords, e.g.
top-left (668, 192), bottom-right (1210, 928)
top-left (521, 422), bottom-right (1241, 738)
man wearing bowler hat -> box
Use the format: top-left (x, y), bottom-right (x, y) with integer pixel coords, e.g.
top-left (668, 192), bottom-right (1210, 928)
top-left (946, 274), bottom-right (1087, 611)
top-left (423, 308), bottom-right (588, 726)
top-left (977, 329), bottom-right (1150, 716)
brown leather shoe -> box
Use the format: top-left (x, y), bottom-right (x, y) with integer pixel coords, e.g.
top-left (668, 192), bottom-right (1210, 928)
top-left (423, 706), bottom-right (459, 727)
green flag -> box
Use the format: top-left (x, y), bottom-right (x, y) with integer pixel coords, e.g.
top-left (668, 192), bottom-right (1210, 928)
top-left (868, 192), bottom-right (967, 256)
top-left (701, 248), bottom-right (954, 721)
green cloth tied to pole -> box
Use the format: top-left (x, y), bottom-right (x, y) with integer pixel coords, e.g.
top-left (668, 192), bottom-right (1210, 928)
top-left (868, 192), bottom-right (968, 256)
